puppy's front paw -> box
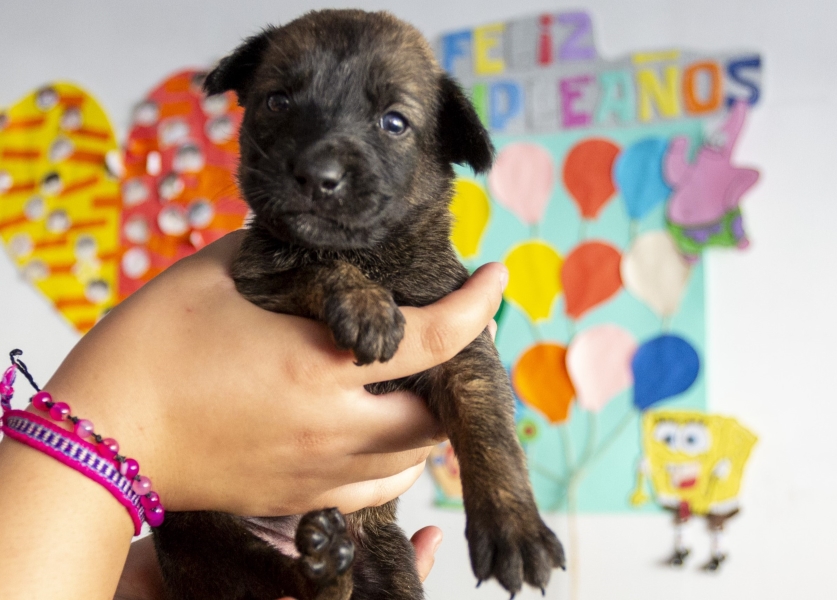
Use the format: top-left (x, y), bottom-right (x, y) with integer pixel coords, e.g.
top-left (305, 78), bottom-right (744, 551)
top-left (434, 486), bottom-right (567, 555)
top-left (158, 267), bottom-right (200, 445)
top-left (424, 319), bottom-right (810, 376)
top-left (296, 508), bottom-right (355, 583)
top-left (325, 287), bottom-right (405, 365)
top-left (467, 504), bottom-right (565, 595)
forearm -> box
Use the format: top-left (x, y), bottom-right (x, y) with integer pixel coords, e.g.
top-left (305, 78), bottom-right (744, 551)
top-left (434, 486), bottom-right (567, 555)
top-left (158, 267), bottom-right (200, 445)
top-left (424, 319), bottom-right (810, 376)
top-left (0, 437), bottom-right (133, 599)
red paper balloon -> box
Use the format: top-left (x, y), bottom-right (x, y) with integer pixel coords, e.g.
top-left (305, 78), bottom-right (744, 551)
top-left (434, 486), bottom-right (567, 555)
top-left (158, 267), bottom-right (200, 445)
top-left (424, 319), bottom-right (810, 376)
top-left (512, 342), bottom-right (575, 424)
top-left (562, 139), bottom-right (620, 219)
top-left (561, 241), bottom-right (622, 319)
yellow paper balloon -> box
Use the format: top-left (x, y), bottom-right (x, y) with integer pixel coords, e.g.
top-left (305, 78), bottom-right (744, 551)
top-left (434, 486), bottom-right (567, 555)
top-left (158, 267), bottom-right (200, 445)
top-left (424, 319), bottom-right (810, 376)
top-left (503, 240), bottom-right (563, 322)
top-left (449, 178), bottom-right (490, 259)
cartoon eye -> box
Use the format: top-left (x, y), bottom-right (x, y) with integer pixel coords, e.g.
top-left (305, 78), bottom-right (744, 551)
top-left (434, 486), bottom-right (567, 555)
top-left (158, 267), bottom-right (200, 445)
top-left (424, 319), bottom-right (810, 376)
top-left (380, 111), bottom-right (409, 135)
top-left (680, 423), bottom-right (710, 455)
top-left (266, 92), bottom-right (290, 112)
top-left (653, 421), bottom-right (679, 450)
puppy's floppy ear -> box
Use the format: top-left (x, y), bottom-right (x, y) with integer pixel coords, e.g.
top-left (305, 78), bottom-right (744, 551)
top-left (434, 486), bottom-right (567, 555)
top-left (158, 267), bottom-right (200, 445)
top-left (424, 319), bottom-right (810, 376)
top-left (436, 75), bottom-right (494, 174)
top-left (204, 29), bottom-right (273, 104)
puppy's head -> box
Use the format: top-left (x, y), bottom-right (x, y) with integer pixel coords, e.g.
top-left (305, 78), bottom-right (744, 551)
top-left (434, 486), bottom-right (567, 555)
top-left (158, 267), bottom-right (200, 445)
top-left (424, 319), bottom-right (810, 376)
top-left (205, 10), bottom-right (493, 250)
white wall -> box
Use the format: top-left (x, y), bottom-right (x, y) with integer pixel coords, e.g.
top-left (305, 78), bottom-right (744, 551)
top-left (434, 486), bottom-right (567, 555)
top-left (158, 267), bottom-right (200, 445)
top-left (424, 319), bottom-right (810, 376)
top-left (2, 1), bottom-right (835, 598)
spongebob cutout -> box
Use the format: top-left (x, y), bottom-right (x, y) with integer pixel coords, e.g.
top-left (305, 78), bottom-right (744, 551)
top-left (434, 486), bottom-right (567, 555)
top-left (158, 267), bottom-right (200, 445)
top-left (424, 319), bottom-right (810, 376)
top-left (631, 410), bottom-right (757, 571)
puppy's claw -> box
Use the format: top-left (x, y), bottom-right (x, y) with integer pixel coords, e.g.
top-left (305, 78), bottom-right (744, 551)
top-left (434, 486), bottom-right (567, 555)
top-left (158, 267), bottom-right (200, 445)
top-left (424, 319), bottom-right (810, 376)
top-left (325, 287), bottom-right (405, 365)
top-left (296, 508), bottom-right (355, 584)
top-left (466, 502), bottom-right (564, 594)
top-left (541, 588), bottom-right (546, 596)
top-left (476, 580), bottom-right (482, 589)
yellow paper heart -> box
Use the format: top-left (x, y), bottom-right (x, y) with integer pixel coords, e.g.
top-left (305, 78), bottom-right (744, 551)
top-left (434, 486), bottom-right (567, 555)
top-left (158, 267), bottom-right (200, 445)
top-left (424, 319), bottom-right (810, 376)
top-left (0, 83), bottom-right (121, 333)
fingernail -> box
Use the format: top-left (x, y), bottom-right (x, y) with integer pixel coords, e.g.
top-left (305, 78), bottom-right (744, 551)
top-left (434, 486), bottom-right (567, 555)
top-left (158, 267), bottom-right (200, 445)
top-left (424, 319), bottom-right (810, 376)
top-left (432, 533), bottom-right (443, 554)
top-left (498, 265), bottom-right (509, 291)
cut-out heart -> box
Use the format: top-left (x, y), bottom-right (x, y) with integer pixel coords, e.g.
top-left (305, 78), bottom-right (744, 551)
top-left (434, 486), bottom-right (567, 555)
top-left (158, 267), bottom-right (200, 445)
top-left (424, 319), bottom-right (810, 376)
top-left (0, 72), bottom-right (249, 334)
top-left (0, 83), bottom-right (122, 333)
top-left (118, 70), bottom-right (247, 300)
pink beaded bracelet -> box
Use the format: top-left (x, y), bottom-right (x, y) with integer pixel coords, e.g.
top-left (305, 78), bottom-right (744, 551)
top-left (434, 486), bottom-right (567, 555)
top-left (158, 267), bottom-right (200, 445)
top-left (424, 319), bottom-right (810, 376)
top-left (0, 350), bottom-right (165, 533)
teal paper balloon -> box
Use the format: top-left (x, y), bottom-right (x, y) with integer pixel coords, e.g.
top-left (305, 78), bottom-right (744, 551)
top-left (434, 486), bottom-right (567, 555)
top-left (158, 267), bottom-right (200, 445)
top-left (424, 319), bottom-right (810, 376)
top-left (632, 334), bottom-right (700, 410)
top-left (614, 138), bottom-right (672, 220)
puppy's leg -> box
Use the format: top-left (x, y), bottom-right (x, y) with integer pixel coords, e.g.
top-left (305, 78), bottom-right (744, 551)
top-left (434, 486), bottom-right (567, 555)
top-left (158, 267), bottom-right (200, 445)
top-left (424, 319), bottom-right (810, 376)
top-left (234, 262), bottom-right (404, 366)
top-left (423, 331), bottom-right (565, 594)
top-left (155, 509), bottom-right (353, 600)
top-left (347, 503), bottom-right (424, 600)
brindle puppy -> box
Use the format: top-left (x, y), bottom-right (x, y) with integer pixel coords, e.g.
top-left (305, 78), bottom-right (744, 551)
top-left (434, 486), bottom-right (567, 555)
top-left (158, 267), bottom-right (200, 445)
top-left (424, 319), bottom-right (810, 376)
top-left (153, 9), bottom-right (564, 600)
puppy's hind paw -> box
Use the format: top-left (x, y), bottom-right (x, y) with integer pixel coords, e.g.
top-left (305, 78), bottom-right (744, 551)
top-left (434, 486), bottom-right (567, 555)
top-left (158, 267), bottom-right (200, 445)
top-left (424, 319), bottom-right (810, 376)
top-left (467, 507), bottom-right (565, 594)
top-left (325, 287), bottom-right (405, 365)
top-left (296, 508), bottom-right (355, 583)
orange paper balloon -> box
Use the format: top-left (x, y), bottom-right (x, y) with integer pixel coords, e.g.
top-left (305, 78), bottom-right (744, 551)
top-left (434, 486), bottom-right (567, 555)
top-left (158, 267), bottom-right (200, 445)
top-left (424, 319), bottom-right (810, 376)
top-left (561, 241), bottom-right (622, 319)
top-left (562, 139), bottom-right (620, 219)
top-left (512, 342), bottom-right (576, 424)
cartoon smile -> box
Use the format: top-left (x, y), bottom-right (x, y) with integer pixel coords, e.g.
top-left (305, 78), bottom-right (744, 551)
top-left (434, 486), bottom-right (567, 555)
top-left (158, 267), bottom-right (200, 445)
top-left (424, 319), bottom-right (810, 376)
top-left (666, 462), bottom-right (701, 489)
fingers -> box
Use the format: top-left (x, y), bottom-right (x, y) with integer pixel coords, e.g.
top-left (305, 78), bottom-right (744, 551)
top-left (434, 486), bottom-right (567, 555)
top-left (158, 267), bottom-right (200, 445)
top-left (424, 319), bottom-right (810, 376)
top-left (315, 462), bottom-right (426, 514)
top-left (346, 262), bottom-right (507, 386)
top-left (411, 526), bottom-right (443, 582)
top-left (487, 318), bottom-right (497, 341)
top-left (346, 390), bottom-right (443, 454)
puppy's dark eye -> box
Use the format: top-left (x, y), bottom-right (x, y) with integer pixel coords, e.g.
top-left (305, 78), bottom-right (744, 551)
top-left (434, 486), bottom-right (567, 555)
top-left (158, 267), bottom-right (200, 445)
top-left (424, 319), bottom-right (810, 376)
top-left (380, 111), bottom-right (408, 135)
top-left (267, 92), bottom-right (290, 112)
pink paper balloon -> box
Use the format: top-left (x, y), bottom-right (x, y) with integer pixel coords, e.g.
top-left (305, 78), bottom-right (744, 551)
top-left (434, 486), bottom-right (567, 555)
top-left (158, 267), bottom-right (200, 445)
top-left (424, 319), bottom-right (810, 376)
top-left (567, 324), bottom-right (637, 412)
top-left (488, 142), bottom-right (554, 225)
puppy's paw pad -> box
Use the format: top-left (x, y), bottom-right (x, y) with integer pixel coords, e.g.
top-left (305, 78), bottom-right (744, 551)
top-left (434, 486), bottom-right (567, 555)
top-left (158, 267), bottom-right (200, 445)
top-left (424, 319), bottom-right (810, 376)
top-left (325, 287), bottom-right (405, 365)
top-left (296, 508), bottom-right (355, 582)
top-left (467, 506), bottom-right (564, 593)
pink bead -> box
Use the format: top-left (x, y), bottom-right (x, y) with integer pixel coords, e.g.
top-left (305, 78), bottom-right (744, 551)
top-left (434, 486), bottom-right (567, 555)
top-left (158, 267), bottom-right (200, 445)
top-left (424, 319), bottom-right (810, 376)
top-left (140, 491), bottom-right (160, 511)
top-left (145, 504), bottom-right (165, 527)
top-left (74, 419), bottom-right (95, 439)
top-left (120, 458), bottom-right (140, 479)
top-left (96, 438), bottom-right (119, 459)
top-left (1, 366), bottom-right (15, 386)
top-left (132, 476), bottom-right (152, 495)
top-left (48, 401), bottom-right (70, 421)
top-left (32, 391), bottom-right (52, 411)
top-left (0, 383), bottom-right (12, 397)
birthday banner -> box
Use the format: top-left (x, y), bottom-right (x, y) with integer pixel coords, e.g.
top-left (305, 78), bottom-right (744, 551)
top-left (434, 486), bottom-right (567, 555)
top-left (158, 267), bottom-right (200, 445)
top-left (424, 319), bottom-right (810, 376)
top-left (437, 10), bottom-right (762, 135)
top-left (428, 11), bottom-right (762, 514)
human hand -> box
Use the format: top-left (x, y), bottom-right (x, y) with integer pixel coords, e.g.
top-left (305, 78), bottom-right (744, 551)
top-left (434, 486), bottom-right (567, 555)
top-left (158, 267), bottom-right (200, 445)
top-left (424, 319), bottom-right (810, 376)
top-left (44, 230), bottom-right (506, 517)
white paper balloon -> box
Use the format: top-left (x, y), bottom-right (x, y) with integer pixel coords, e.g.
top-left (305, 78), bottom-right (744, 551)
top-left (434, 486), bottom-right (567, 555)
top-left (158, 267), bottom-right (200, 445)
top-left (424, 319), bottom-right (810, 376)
top-left (621, 231), bottom-right (691, 317)
top-left (567, 324), bottom-right (637, 412)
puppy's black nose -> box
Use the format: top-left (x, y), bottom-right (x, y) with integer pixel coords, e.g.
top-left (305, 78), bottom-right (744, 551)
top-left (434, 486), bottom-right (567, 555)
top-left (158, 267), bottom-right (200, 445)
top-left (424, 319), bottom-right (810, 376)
top-left (294, 157), bottom-right (345, 196)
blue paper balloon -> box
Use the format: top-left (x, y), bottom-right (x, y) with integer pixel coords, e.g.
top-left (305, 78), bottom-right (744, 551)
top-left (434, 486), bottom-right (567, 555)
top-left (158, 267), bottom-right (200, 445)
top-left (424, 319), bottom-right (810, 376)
top-left (632, 335), bottom-right (700, 410)
top-left (614, 138), bottom-right (672, 220)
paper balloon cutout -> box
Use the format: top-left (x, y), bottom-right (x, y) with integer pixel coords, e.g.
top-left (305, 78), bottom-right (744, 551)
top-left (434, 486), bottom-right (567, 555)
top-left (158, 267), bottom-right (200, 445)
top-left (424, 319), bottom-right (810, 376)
top-left (561, 240), bottom-right (622, 319)
top-left (621, 231), bottom-right (690, 318)
top-left (449, 179), bottom-right (490, 260)
top-left (119, 70), bottom-right (248, 300)
top-left (562, 138), bottom-right (620, 219)
top-left (488, 142), bottom-right (554, 225)
top-left (503, 241), bottom-right (563, 322)
top-left (567, 325), bottom-right (637, 412)
top-left (512, 342), bottom-right (575, 424)
top-left (614, 137), bottom-right (672, 220)
top-left (632, 335), bottom-right (700, 410)
top-left (0, 83), bottom-right (122, 333)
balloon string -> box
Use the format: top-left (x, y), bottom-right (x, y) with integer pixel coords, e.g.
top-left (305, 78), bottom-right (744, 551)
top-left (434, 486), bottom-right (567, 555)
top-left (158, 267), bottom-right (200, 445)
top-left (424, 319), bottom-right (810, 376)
top-left (529, 223), bottom-right (540, 239)
top-left (628, 219), bottom-right (638, 244)
top-left (577, 218), bottom-right (588, 242)
top-left (526, 320), bottom-right (543, 343)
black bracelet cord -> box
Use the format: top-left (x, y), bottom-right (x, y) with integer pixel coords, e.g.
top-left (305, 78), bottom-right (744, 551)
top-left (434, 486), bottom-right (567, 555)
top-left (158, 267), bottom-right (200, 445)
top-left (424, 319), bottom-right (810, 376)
top-left (9, 350), bottom-right (41, 393)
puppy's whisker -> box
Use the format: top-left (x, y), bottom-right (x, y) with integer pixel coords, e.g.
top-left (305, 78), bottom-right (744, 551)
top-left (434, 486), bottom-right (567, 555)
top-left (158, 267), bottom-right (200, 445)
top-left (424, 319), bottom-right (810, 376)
top-left (239, 128), bottom-right (272, 161)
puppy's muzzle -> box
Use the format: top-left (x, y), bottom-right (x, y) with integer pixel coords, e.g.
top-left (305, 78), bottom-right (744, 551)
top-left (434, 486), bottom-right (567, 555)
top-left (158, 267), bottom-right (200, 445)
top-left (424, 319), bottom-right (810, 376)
top-left (293, 146), bottom-right (347, 199)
